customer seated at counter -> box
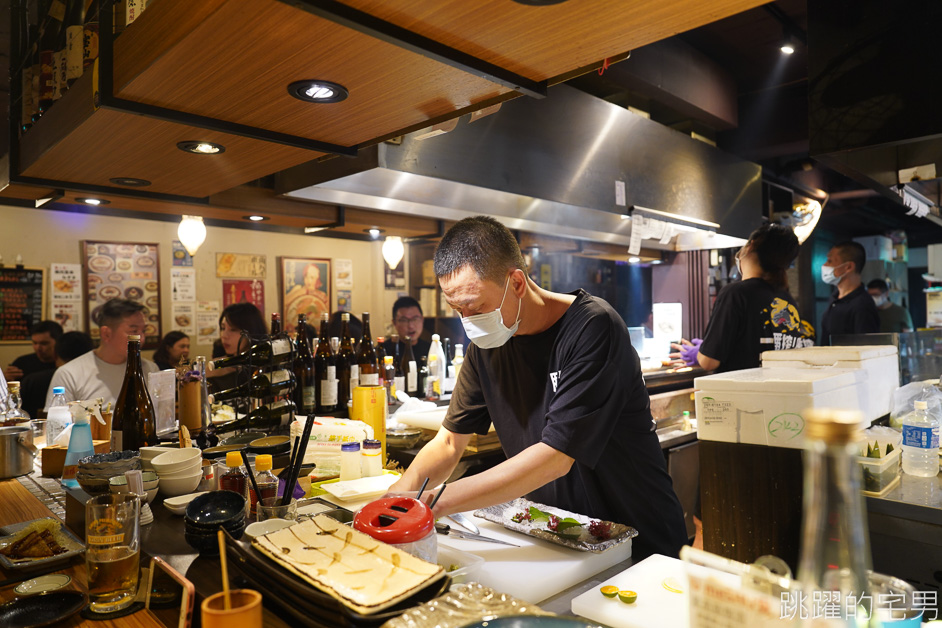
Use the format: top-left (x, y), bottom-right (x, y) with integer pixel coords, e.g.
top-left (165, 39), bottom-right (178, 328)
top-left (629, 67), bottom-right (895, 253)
top-left (45, 299), bottom-right (159, 410)
top-left (152, 331), bottom-right (190, 371)
top-left (388, 216), bottom-right (688, 560)
top-left (207, 302), bottom-right (268, 397)
top-left (21, 331), bottom-right (93, 418)
top-left (383, 296), bottom-right (430, 361)
top-left (2, 320), bottom-right (62, 382)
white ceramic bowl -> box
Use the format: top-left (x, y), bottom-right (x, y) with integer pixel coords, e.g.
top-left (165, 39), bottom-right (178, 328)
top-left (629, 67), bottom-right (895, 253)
top-left (155, 459), bottom-right (203, 479)
top-left (151, 449), bottom-right (202, 475)
top-left (140, 446), bottom-right (180, 460)
top-left (109, 471), bottom-right (159, 489)
top-left (158, 470), bottom-right (202, 497)
top-left (244, 519), bottom-right (294, 541)
top-left (164, 492), bottom-right (208, 516)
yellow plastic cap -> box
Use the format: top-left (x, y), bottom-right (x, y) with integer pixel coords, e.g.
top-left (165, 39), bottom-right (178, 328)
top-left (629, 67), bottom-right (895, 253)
top-left (255, 454), bottom-right (272, 472)
top-left (225, 451), bottom-right (243, 468)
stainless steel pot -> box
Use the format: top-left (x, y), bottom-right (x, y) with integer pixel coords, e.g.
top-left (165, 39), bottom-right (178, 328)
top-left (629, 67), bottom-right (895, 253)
top-left (0, 425), bottom-right (39, 479)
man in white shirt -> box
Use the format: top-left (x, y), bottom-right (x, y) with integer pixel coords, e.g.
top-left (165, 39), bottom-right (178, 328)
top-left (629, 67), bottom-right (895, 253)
top-left (45, 299), bottom-right (159, 410)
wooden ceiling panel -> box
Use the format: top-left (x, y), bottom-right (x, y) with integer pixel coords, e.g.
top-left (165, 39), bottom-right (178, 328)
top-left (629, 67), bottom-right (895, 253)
top-left (113, 0), bottom-right (512, 147)
top-left (343, 0), bottom-right (771, 81)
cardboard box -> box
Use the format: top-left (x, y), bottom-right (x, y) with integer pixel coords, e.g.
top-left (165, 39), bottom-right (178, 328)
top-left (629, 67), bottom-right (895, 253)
top-left (41, 441), bottom-right (111, 477)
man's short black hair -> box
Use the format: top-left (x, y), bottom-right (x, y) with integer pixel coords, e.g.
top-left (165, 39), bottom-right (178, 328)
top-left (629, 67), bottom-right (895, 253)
top-left (30, 320), bottom-right (63, 339)
top-left (832, 241), bottom-right (867, 274)
top-left (56, 331), bottom-right (94, 362)
top-left (867, 278), bottom-right (889, 294)
top-left (392, 296), bottom-right (422, 320)
top-left (433, 216), bottom-right (527, 284)
top-left (95, 298), bottom-right (146, 329)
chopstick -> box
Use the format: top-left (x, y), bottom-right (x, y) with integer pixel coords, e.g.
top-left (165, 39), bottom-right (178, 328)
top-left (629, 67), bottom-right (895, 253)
top-left (241, 449), bottom-right (261, 509)
top-left (428, 483), bottom-right (447, 510)
top-left (218, 530), bottom-right (231, 610)
top-left (414, 477), bottom-right (430, 503)
top-left (281, 415), bottom-right (315, 506)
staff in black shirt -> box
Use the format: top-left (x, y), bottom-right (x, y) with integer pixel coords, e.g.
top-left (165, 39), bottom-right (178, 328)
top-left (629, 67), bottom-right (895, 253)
top-left (388, 216), bottom-right (687, 559)
top-left (819, 241), bottom-right (879, 344)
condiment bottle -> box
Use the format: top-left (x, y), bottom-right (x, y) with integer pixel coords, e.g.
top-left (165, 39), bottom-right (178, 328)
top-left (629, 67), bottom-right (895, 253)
top-left (340, 442), bottom-right (362, 481)
top-left (250, 454), bottom-right (278, 518)
top-left (219, 451), bottom-right (248, 498)
top-left (361, 439), bottom-right (382, 477)
top-left (61, 404), bottom-right (94, 488)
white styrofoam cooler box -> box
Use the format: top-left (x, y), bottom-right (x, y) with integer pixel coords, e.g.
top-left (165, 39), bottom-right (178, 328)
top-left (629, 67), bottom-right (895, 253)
top-left (760, 345), bottom-right (898, 421)
top-left (694, 367), bottom-right (867, 448)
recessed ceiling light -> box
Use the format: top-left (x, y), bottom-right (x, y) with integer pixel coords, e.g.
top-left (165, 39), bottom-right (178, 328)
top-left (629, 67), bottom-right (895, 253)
top-left (109, 177), bottom-right (151, 187)
top-left (244, 215), bottom-right (269, 222)
top-left (287, 80), bottom-right (349, 104)
top-left (177, 141), bottom-right (226, 154)
top-left (620, 213), bottom-right (631, 220)
top-left (780, 42), bottom-right (795, 55)
top-left (76, 197), bottom-right (109, 205)
top-left (365, 228), bottom-right (384, 239)
top-left (651, 260), bottom-right (663, 265)
top-left (628, 256), bottom-right (641, 264)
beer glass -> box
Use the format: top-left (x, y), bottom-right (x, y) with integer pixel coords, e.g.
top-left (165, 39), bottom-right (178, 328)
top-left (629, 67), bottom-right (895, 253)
top-left (86, 493), bottom-right (141, 613)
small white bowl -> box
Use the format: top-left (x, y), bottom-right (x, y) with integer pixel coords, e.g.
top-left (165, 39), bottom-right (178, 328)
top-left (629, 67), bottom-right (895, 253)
top-left (244, 519), bottom-right (294, 541)
top-left (164, 492), bottom-right (207, 515)
top-left (155, 458), bottom-right (202, 478)
top-left (150, 448), bottom-right (202, 474)
top-left (158, 471), bottom-right (202, 497)
top-left (140, 446), bottom-right (180, 460)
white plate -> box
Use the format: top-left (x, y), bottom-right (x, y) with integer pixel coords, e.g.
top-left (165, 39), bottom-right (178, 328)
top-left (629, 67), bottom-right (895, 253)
top-left (319, 474), bottom-right (400, 502)
top-left (0, 519), bottom-right (85, 570)
top-left (163, 491), bottom-right (208, 515)
top-left (14, 574), bottom-right (72, 595)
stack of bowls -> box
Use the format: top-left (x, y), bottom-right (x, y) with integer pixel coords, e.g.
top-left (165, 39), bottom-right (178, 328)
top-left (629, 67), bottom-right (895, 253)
top-left (109, 471), bottom-right (160, 503)
top-left (139, 446), bottom-right (179, 472)
top-left (151, 448), bottom-right (202, 497)
top-left (184, 491), bottom-right (247, 555)
top-left (76, 451), bottom-right (141, 496)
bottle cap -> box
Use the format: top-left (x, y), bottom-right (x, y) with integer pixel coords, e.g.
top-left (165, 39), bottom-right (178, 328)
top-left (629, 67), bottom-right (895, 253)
top-left (362, 439), bottom-right (381, 450)
top-left (341, 442), bottom-right (361, 452)
top-left (53, 386), bottom-right (65, 394)
top-left (384, 356), bottom-right (393, 365)
top-left (432, 334), bottom-right (440, 341)
top-left (342, 313), bottom-right (350, 321)
top-left (915, 400), bottom-right (929, 410)
top-left (225, 451), bottom-right (244, 468)
top-left (7, 382), bottom-right (19, 392)
top-left (128, 334), bottom-right (141, 341)
top-left (255, 454), bottom-right (272, 471)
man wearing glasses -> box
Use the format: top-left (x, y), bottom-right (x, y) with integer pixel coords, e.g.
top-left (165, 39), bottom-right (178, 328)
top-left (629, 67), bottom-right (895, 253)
top-left (385, 296), bottom-right (431, 361)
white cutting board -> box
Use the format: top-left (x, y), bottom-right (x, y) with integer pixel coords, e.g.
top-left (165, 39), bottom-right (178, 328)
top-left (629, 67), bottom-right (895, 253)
top-left (570, 554), bottom-right (688, 628)
top-left (437, 515), bottom-right (632, 604)
top-left (395, 408), bottom-right (495, 433)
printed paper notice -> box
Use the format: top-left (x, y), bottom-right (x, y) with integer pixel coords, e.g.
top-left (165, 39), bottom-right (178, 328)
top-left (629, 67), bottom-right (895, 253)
top-left (171, 268), bottom-right (196, 302)
top-left (197, 301), bottom-right (220, 342)
top-left (335, 259), bottom-right (353, 289)
top-left (50, 263), bottom-right (83, 331)
top-left (171, 303), bottom-right (197, 337)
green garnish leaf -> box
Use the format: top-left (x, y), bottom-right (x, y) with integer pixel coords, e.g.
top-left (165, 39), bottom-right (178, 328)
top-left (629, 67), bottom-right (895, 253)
top-left (868, 441), bottom-right (882, 459)
top-left (529, 506), bottom-right (549, 521)
top-left (556, 518), bottom-right (583, 532)
top-left (886, 443), bottom-right (894, 454)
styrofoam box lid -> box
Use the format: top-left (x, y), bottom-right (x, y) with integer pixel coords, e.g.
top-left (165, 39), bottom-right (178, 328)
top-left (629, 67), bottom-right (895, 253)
top-left (694, 367), bottom-right (862, 394)
top-left (761, 345), bottom-right (897, 365)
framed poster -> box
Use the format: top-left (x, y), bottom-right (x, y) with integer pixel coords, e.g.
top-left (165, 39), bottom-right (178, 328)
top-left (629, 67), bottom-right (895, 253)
top-left (0, 267), bottom-right (45, 342)
top-left (216, 252), bottom-right (266, 278)
top-left (82, 241), bottom-right (161, 348)
top-left (222, 279), bottom-right (265, 314)
top-left (280, 257), bottom-right (330, 333)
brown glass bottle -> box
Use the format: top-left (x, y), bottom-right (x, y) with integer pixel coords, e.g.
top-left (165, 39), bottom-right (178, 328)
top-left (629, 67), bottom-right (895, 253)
top-left (356, 313), bottom-right (380, 387)
top-left (270, 312), bottom-right (282, 335)
top-left (401, 337), bottom-right (418, 396)
top-left (314, 313), bottom-right (338, 412)
top-left (293, 314), bottom-right (316, 415)
top-left (111, 334), bottom-right (157, 451)
top-left (337, 313), bottom-right (356, 408)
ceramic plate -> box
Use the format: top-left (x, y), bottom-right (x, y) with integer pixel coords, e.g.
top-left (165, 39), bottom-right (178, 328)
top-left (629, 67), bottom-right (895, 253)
top-left (13, 574), bottom-right (71, 595)
top-left (0, 591), bottom-right (87, 627)
top-left (0, 519), bottom-right (85, 570)
top-left (473, 498), bottom-right (637, 553)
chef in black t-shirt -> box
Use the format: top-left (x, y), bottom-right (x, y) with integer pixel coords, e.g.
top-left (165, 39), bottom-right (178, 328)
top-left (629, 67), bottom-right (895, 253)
top-left (818, 241), bottom-right (879, 344)
top-left (388, 216), bottom-right (688, 559)
top-left (674, 224), bottom-right (814, 373)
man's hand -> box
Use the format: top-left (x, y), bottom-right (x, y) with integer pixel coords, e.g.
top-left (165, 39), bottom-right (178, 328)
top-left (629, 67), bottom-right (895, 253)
top-left (669, 338), bottom-right (702, 367)
top-left (2, 365), bottom-right (23, 381)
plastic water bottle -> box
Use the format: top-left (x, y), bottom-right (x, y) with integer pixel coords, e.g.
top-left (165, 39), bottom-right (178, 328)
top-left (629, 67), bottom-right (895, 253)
top-left (45, 387), bottom-right (71, 446)
top-left (901, 400), bottom-right (940, 477)
top-left (61, 409), bottom-right (94, 488)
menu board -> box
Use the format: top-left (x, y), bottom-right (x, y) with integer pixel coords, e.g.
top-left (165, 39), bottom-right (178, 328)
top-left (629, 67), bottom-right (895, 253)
top-left (82, 241), bottom-right (161, 348)
top-left (0, 267), bottom-right (46, 343)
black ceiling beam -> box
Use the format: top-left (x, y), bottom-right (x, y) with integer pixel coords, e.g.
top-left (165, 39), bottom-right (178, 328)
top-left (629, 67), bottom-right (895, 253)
top-left (763, 3), bottom-right (808, 45)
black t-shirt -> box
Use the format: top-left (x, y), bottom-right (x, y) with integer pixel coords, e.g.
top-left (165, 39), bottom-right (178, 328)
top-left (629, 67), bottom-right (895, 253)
top-left (820, 284), bottom-right (880, 345)
top-left (443, 290), bottom-right (688, 559)
top-left (700, 279), bottom-right (814, 373)
top-left (11, 353), bottom-right (56, 379)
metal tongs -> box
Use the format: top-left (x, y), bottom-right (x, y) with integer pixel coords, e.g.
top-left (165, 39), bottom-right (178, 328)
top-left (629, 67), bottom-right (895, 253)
top-left (434, 522), bottom-right (519, 547)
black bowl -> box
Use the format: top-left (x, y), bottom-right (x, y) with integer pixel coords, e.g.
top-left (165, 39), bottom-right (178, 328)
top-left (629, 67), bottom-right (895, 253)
top-left (185, 515), bottom-right (245, 533)
top-left (185, 524), bottom-right (244, 555)
top-left (248, 435), bottom-right (291, 456)
top-left (184, 490), bottom-right (246, 527)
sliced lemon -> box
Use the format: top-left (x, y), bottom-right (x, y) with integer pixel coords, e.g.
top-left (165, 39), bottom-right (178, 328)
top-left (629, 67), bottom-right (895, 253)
top-left (600, 585), bottom-right (619, 598)
top-left (617, 590), bottom-right (638, 604)
top-left (662, 577), bottom-right (684, 594)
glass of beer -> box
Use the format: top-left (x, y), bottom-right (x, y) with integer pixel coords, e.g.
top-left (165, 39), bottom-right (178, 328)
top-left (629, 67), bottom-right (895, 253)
top-left (85, 493), bottom-right (141, 613)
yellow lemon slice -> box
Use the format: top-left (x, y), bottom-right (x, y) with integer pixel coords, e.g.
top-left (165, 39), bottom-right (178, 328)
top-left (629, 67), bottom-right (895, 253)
top-left (662, 577), bottom-right (684, 594)
top-left (600, 585), bottom-right (619, 598)
top-left (617, 590), bottom-right (638, 604)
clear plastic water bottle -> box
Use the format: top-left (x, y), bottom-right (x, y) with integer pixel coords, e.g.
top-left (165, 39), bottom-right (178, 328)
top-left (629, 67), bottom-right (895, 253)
top-left (45, 387), bottom-right (71, 446)
top-left (901, 400), bottom-right (940, 477)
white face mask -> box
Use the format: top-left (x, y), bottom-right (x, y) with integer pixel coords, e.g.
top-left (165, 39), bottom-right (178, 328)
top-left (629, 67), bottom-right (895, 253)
top-left (873, 295), bottom-right (887, 307)
top-left (821, 264), bottom-right (842, 286)
top-left (460, 275), bottom-right (521, 349)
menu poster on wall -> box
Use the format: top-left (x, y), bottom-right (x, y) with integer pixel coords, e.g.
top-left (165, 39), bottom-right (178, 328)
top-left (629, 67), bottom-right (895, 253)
top-left (335, 259), bottom-right (353, 289)
top-left (50, 263), bottom-right (83, 332)
top-left (171, 268), bottom-right (197, 302)
top-left (216, 252), bottom-right (266, 278)
top-left (197, 301), bottom-right (220, 342)
top-left (82, 241), bottom-right (161, 348)
top-left (337, 290), bottom-right (352, 312)
top-left (0, 267), bottom-right (45, 342)
top-left (222, 279), bottom-right (265, 315)
top-left (171, 303), bottom-right (197, 337)
top-left (171, 241), bottom-right (193, 267)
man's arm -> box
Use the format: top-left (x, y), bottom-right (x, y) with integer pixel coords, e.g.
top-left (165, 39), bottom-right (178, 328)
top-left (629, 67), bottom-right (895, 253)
top-left (389, 428), bottom-right (473, 493)
top-left (697, 351), bottom-right (721, 371)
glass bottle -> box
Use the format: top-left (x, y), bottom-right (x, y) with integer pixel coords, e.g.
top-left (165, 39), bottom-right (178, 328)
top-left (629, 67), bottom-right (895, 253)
top-left (383, 356), bottom-right (396, 404)
top-left (111, 334), bottom-right (157, 451)
top-left (214, 400), bottom-right (296, 434)
top-left (390, 334), bottom-right (402, 371)
top-left (250, 454), bottom-right (278, 519)
top-left (209, 337), bottom-right (294, 370)
top-left (375, 337), bottom-right (387, 387)
top-left (219, 451), bottom-right (247, 498)
top-left (416, 356), bottom-right (428, 400)
top-left (314, 313), bottom-right (338, 413)
top-left (796, 409), bottom-right (874, 626)
top-left (207, 369), bottom-right (295, 404)
top-left (425, 354), bottom-right (440, 401)
top-left (2, 382), bottom-right (31, 427)
top-left (442, 337), bottom-right (453, 378)
top-left (356, 313), bottom-right (380, 387)
top-left (338, 313), bottom-right (357, 408)
top-left (293, 314), bottom-right (316, 416)
top-left (61, 405), bottom-right (94, 488)
top-left (401, 337), bottom-right (417, 396)
top-left (270, 312), bottom-right (282, 336)
top-left (453, 344), bottom-right (465, 379)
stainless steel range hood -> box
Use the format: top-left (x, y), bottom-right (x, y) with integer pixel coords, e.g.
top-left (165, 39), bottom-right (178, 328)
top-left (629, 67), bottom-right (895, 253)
top-left (277, 85), bottom-right (761, 251)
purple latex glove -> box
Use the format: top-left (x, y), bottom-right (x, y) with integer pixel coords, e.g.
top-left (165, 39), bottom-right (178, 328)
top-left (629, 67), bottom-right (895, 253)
top-left (680, 338), bottom-right (703, 366)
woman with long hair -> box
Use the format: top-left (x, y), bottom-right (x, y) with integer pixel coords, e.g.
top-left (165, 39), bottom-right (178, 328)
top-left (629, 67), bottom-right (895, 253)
top-left (152, 331), bottom-right (190, 370)
top-left (207, 303), bottom-right (268, 397)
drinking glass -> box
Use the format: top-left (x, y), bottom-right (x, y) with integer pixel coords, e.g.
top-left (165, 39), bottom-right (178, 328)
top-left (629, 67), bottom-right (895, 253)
top-left (85, 493), bottom-right (141, 613)
top-left (257, 496), bottom-right (298, 522)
